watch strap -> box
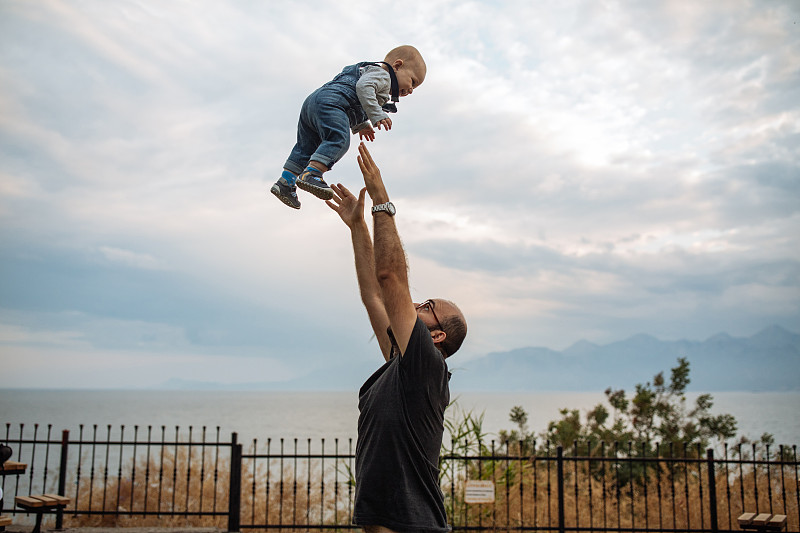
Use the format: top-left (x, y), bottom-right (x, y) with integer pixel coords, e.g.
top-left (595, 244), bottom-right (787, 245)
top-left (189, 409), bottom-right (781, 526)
top-left (371, 202), bottom-right (395, 215)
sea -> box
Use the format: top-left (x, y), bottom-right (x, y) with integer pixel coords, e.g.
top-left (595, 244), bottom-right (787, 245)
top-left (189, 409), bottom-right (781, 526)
top-left (1, 389), bottom-right (799, 448)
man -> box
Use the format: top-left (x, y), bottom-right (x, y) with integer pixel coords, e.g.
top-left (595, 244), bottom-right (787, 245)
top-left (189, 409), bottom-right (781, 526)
top-left (326, 142), bottom-right (467, 533)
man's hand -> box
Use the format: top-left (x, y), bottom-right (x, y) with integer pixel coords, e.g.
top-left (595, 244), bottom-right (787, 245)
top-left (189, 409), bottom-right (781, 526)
top-left (357, 142), bottom-right (389, 204)
top-left (358, 125), bottom-right (376, 142)
top-left (326, 183), bottom-right (367, 229)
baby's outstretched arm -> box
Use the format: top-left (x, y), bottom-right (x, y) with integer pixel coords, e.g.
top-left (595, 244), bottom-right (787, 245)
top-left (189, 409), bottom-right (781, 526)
top-left (357, 118), bottom-right (391, 142)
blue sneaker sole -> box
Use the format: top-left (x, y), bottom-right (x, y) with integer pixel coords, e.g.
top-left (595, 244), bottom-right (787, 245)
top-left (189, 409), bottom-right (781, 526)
top-left (296, 178), bottom-right (334, 200)
top-left (270, 184), bottom-right (301, 209)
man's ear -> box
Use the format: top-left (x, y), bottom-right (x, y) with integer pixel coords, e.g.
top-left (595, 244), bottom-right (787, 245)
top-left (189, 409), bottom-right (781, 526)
top-left (431, 329), bottom-right (446, 344)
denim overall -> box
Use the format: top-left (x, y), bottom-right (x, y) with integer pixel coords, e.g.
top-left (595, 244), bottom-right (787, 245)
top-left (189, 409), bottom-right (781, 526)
top-left (284, 62), bottom-right (387, 174)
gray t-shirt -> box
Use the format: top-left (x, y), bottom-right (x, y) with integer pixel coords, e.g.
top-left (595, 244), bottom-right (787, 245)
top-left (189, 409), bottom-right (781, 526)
top-left (353, 318), bottom-right (451, 532)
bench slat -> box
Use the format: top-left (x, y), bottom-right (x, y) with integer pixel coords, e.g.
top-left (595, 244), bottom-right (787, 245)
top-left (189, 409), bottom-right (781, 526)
top-left (0, 515), bottom-right (13, 526)
top-left (739, 512), bottom-right (757, 526)
top-left (0, 460), bottom-right (27, 474)
top-left (15, 494), bottom-right (71, 509)
top-left (40, 493), bottom-right (70, 505)
top-left (16, 495), bottom-right (45, 508)
top-left (753, 513), bottom-right (772, 526)
top-left (768, 514), bottom-right (787, 528)
top-left (31, 495), bottom-right (59, 505)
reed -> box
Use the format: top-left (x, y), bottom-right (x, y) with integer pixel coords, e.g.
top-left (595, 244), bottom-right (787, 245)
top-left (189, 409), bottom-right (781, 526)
top-left (68, 446), bottom-right (229, 528)
top-left (58, 414), bottom-right (797, 531)
top-left (65, 443), bottom-right (354, 530)
top-left (443, 447), bottom-right (799, 531)
top-left (441, 403), bottom-right (799, 531)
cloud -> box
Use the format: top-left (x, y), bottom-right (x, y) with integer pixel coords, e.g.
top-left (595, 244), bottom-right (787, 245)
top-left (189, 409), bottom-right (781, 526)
top-left (1, 344), bottom-right (295, 389)
top-left (98, 246), bottom-right (163, 270)
top-left (0, 0), bottom-right (798, 387)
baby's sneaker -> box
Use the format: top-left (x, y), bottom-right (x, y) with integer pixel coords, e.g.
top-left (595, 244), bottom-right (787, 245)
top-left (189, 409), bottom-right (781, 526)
top-left (270, 178), bottom-right (301, 209)
top-left (296, 169), bottom-right (334, 201)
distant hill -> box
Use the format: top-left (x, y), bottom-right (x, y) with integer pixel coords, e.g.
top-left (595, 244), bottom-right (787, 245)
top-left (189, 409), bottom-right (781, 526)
top-left (452, 325), bottom-right (800, 392)
top-left (159, 325), bottom-right (800, 392)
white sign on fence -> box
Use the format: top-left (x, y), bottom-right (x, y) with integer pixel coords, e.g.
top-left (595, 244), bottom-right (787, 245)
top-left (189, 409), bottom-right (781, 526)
top-left (464, 480), bottom-right (495, 504)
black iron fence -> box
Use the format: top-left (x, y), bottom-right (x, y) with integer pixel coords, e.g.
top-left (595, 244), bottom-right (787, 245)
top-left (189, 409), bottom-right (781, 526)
top-left (440, 439), bottom-right (799, 532)
top-left (1, 423), bottom-right (798, 532)
top-left (2, 423), bottom-right (233, 530)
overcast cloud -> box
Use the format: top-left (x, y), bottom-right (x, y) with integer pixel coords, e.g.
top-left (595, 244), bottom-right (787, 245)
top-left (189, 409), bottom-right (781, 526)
top-left (1, 0), bottom-right (798, 388)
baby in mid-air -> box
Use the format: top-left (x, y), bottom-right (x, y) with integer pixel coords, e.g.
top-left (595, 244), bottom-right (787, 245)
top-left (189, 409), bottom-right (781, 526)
top-left (271, 45), bottom-right (426, 209)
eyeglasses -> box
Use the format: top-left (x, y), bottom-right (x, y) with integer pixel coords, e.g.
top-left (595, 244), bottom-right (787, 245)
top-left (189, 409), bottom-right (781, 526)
top-left (416, 300), bottom-right (448, 356)
top-left (415, 299), bottom-right (443, 333)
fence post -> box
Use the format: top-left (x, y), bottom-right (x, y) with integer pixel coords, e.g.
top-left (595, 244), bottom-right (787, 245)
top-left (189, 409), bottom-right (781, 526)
top-left (706, 448), bottom-right (718, 533)
top-left (228, 432), bottom-right (242, 533)
top-left (56, 429), bottom-right (69, 529)
top-left (557, 445), bottom-right (565, 533)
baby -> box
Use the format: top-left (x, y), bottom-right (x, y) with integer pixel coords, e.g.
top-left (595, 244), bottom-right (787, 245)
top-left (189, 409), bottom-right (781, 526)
top-left (271, 45), bottom-right (426, 209)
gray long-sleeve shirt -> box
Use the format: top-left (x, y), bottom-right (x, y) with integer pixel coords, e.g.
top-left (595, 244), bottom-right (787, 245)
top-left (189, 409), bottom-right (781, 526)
top-left (354, 64), bottom-right (392, 131)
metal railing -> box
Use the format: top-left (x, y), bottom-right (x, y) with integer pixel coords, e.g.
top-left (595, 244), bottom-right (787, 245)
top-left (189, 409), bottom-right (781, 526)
top-left (237, 437), bottom-right (355, 532)
top-left (2, 423), bottom-right (234, 530)
top-left (1, 423), bottom-right (798, 532)
top-left (440, 439), bottom-right (799, 532)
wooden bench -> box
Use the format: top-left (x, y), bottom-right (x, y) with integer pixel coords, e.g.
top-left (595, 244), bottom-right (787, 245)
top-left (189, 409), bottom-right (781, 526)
top-left (738, 512), bottom-right (788, 531)
top-left (0, 461), bottom-right (27, 475)
top-left (0, 514), bottom-right (13, 531)
top-left (15, 494), bottom-right (71, 533)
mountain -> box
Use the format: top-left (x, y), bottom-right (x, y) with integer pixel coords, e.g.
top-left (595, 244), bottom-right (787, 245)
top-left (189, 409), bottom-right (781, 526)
top-left (158, 325), bottom-right (800, 391)
top-left (452, 325), bottom-right (800, 392)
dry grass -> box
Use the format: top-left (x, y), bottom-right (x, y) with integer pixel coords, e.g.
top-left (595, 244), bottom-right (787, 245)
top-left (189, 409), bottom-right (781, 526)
top-left (64, 445), bottom-right (353, 530)
top-left (446, 457), bottom-right (799, 531)
top-left (66, 446), bottom-right (230, 528)
top-left (59, 445), bottom-right (798, 531)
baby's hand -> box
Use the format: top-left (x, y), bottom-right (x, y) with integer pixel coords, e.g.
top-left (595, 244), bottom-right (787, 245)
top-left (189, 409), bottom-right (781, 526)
top-left (375, 118), bottom-right (392, 131)
top-left (358, 125), bottom-right (376, 142)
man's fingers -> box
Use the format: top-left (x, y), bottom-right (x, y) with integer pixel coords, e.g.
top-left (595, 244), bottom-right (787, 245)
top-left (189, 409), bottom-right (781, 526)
top-left (358, 142), bottom-right (375, 168)
top-left (332, 182), bottom-right (352, 198)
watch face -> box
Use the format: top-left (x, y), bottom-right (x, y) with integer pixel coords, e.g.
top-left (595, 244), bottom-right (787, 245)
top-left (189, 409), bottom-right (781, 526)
top-left (386, 202), bottom-right (396, 215)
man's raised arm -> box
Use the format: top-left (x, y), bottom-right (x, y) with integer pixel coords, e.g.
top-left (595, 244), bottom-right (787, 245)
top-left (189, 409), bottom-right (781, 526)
top-left (327, 183), bottom-right (393, 361)
top-left (356, 143), bottom-right (418, 356)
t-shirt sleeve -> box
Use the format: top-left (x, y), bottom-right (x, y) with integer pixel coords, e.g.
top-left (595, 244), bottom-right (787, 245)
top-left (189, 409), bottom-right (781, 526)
top-left (399, 318), bottom-right (449, 397)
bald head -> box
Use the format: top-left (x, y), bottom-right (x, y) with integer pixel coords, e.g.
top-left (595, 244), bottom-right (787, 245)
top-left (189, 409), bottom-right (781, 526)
top-left (385, 45), bottom-right (427, 84)
top-left (434, 299), bottom-right (467, 357)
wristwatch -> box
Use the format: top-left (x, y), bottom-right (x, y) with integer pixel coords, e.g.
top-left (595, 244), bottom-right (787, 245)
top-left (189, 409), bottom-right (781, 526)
top-left (371, 201), bottom-right (396, 216)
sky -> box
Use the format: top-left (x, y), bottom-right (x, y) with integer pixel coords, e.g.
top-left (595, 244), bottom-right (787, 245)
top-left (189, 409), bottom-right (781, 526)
top-left (0, 0), bottom-right (798, 389)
